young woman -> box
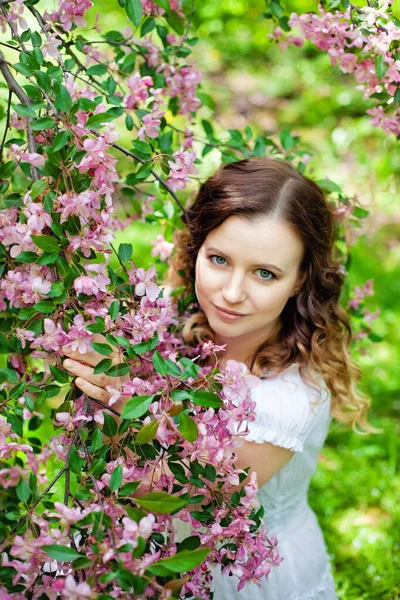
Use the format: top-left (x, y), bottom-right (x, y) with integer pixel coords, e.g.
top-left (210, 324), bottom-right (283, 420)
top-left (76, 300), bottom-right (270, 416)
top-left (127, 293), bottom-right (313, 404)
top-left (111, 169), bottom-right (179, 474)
top-left (62, 157), bottom-right (374, 599)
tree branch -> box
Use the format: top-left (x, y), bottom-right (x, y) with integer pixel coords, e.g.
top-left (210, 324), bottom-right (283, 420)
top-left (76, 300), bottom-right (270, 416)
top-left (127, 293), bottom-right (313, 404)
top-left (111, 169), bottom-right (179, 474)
top-left (0, 90), bottom-right (12, 162)
top-left (0, 51), bottom-right (40, 181)
top-left (112, 143), bottom-right (186, 214)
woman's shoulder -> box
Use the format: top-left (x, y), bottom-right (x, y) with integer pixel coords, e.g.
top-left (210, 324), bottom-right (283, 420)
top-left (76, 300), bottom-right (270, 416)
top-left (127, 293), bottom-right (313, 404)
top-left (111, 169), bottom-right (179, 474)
top-left (253, 363), bottom-right (331, 417)
top-left (246, 363), bottom-right (332, 451)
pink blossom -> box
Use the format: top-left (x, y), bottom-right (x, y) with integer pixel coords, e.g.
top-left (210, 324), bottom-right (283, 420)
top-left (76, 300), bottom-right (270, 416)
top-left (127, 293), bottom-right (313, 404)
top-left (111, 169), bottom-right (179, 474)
top-left (31, 318), bottom-right (69, 352)
top-left (20, 153), bottom-right (46, 167)
top-left (137, 112), bottom-right (162, 139)
top-left (61, 574), bottom-right (94, 599)
top-left (124, 73), bottom-right (153, 109)
top-left (42, 33), bottom-right (62, 58)
top-left (167, 149), bottom-right (198, 191)
top-left (134, 266), bottom-right (160, 301)
top-left (150, 235), bottom-right (174, 262)
top-left (348, 279), bottom-right (374, 310)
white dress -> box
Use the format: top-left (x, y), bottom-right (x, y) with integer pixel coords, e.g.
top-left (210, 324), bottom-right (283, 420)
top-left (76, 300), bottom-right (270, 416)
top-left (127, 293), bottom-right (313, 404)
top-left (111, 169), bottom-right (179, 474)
top-left (211, 364), bottom-right (338, 600)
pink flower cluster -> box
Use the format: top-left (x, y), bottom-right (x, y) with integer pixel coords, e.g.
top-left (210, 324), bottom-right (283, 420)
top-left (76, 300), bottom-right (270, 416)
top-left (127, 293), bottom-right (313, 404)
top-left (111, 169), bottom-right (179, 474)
top-left (273, 4), bottom-right (400, 136)
top-left (141, 0), bottom-right (184, 19)
top-left (0, 0), bottom-right (27, 34)
top-left (349, 279), bottom-right (375, 310)
top-left (150, 234), bottom-right (174, 262)
top-left (168, 148), bottom-right (198, 191)
top-left (43, 0), bottom-right (93, 30)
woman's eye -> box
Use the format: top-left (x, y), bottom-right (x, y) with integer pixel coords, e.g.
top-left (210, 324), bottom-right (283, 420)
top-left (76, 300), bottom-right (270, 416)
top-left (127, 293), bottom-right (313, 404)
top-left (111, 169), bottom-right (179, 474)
top-left (209, 255), bottom-right (227, 266)
top-left (256, 268), bottom-right (275, 281)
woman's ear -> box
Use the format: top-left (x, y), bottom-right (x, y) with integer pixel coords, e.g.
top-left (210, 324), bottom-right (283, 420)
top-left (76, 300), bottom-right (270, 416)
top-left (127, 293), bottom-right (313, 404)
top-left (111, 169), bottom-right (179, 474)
top-left (291, 271), bottom-right (307, 297)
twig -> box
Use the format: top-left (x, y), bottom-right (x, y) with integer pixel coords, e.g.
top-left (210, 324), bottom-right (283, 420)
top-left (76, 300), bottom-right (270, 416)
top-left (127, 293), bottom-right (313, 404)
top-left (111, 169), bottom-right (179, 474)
top-left (112, 143), bottom-right (186, 213)
top-left (0, 90), bottom-right (12, 162)
top-left (0, 51), bottom-right (39, 181)
top-left (10, 464), bottom-right (68, 535)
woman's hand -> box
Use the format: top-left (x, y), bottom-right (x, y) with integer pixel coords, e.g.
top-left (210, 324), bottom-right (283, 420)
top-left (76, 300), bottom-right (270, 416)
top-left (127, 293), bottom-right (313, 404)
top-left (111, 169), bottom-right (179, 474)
top-left (61, 334), bottom-right (130, 416)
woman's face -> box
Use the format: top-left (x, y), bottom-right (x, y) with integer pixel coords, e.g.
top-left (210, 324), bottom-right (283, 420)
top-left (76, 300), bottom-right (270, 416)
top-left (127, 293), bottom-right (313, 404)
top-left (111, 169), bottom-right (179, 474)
top-left (195, 215), bottom-right (305, 348)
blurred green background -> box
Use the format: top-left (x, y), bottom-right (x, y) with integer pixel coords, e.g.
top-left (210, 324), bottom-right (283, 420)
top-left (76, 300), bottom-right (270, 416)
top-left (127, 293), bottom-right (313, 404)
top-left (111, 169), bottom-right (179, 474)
top-left (1, 0), bottom-right (399, 597)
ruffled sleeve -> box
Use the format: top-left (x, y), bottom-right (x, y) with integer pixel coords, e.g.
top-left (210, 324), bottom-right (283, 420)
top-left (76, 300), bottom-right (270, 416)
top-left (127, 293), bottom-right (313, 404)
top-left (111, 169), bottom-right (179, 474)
top-left (242, 365), bottom-right (331, 453)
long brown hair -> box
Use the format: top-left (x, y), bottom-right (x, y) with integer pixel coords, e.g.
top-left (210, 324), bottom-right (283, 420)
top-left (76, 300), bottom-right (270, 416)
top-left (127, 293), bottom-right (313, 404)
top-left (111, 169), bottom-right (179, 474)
top-left (166, 157), bottom-right (376, 433)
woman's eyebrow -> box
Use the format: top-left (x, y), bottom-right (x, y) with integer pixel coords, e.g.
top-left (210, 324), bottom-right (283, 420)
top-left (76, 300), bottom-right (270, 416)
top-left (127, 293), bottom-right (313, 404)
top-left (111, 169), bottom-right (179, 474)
top-left (205, 247), bottom-right (284, 273)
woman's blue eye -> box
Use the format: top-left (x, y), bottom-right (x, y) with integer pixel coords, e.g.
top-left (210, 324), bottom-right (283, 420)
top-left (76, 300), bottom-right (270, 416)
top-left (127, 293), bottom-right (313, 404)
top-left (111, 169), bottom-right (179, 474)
top-left (256, 268), bottom-right (274, 281)
top-left (210, 255), bottom-right (227, 266)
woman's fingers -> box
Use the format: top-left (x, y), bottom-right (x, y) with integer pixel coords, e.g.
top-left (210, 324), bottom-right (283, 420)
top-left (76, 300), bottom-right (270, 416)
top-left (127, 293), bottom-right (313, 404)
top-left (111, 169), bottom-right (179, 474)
top-left (62, 334), bottom-right (124, 368)
top-left (63, 359), bottom-right (118, 389)
top-left (75, 377), bottom-right (110, 404)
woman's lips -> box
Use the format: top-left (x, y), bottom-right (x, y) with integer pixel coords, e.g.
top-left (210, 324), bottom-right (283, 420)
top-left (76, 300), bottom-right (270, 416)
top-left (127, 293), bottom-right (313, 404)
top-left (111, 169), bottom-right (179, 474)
top-left (213, 305), bottom-right (247, 322)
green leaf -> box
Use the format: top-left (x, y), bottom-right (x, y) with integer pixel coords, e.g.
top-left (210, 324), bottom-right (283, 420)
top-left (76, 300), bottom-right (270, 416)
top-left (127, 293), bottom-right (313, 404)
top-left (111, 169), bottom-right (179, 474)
top-left (34, 300), bottom-right (56, 314)
top-left (109, 300), bottom-right (120, 320)
top-left (109, 465), bottom-right (123, 491)
top-left (94, 358), bottom-right (112, 374)
top-left (72, 557), bottom-right (95, 569)
top-left (190, 390), bottom-right (223, 408)
top-left (31, 31), bottom-right (42, 46)
top-left (106, 334), bottom-right (129, 348)
top-left (125, 0), bottom-right (143, 25)
top-left (164, 360), bottom-right (182, 377)
top-left (69, 444), bottom-right (83, 474)
top-left (0, 368), bottom-right (19, 383)
top-left (85, 113), bottom-right (115, 129)
top-left (30, 179), bottom-right (47, 200)
top-left (353, 206), bottom-right (370, 219)
top-left (197, 92), bottom-right (216, 111)
top-left (30, 117), bottom-right (56, 131)
top-left (90, 457), bottom-right (106, 479)
top-left (178, 413), bottom-right (198, 443)
top-left (121, 395), bottom-right (155, 419)
top-left (16, 478), bottom-right (31, 503)
top-left (91, 342), bottom-right (114, 356)
top-left (35, 70), bottom-right (51, 91)
top-left (86, 64), bottom-right (108, 76)
top-left (136, 419), bottom-right (159, 444)
top-left (49, 364), bottom-right (70, 384)
top-left (13, 63), bottom-right (33, 77)
top-left (0, 160), bottom-right (16, 179)
top-left (49, 283), bottom-right (64, 298)
top-left (135, 491), bottom-right (188, 514)
top-left (52, 131), bottom-right (69, 152)
top-left (43, 545), bottom-right (83, 562)
top-left (204, 463), bottom-right (216, 483)
top-left (14, 104), bottom-right (37, 118)
top-left (279, 127), bottom-right (298, 151)
top-left (141, 17), bottom-right (156, 35)
top-left (132, 140), bottom-right (152, 156)
top-left (375, 54), bottom-right (388, 80)
top-left (152, 0), bottom-right (170, 9)
top-left (315, 179), bottom-right (343, 194)
top-left (103, 412), bottom-right (118, 438)
top-left (105, 363), bottom-right (130, 377)
top-left (86, 323), bottom-right (106, 334)
top-left (54, 84), bottom-right (73, 113)
top-left (91, 428), bottom-right (103, 451)
top-left (147, 548), bottom-right (210, 574)
top-left (131, 333), bottom-right (159, 355)
top-left (119, 481), bottom-right (140, 496)
top-left (31, 234), bottom-right (60, 252)
top-left (118, 243), bottom-right (132, 262)
top-left (152, 350), bottom-right (167, 375)
top-left (14, 251), bottom-right (39, 263)
top-left (18, 307), bottom-right (37, 320)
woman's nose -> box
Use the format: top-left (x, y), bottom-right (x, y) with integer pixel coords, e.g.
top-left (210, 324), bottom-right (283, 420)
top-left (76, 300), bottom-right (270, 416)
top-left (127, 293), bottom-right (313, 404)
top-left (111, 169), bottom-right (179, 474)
top-left (222, 274), bottom-right (247, 304)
